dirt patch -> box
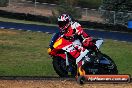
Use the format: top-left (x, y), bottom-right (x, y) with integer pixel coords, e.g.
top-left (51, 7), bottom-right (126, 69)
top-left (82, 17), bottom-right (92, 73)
top-left (0, 29), bottom-right (18, 35)
top-left (0, 80), bottom-right (131, 88)
top-left (0, 29), bottom-right (19, 44)
top-left (0, 3), bottom-right (53, 17)
top-left (0, 40), bottom-right (15, 45)
top-left (0, 2), bottom-right (103, 22)
top-left (0, 5), bottom-right (52, 17)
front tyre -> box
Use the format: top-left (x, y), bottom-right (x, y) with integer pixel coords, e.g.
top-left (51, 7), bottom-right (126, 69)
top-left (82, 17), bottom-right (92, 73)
top-left (53, 57), bottom-right (76, 77)
top-left (77, 76), bottom-right (86, 85)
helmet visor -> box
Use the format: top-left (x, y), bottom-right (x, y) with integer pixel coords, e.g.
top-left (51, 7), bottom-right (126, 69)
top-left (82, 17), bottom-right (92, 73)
top-left (58, 21), bottom-right (69, 28)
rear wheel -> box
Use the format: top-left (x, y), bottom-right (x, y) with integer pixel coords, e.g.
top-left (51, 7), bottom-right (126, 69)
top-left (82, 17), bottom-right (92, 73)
top-left (83, 52), bottom-right (118, 74)
top-left (100, 54), bottom-right (118, 74)
top-left (52, 57), bottom-right (76, 77)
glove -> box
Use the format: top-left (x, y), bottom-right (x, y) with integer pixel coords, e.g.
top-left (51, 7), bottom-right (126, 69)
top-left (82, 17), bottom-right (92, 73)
top-left (82, 37), bottom-right (93, 47)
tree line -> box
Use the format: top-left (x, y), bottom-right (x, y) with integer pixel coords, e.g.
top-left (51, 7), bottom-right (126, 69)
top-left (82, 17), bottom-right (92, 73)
top-left (28, 0), bottom-right (102, 9)
top-left (100, 0), bottom-right (132, 11)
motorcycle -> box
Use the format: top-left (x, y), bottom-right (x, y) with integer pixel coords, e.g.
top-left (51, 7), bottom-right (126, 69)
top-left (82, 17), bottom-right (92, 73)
top-left (47, 32), bottom-right (118, 77)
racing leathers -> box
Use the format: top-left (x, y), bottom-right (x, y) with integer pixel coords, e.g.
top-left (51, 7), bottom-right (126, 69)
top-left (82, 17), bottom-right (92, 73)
top-left (61, 21), bottom-right (95, 50)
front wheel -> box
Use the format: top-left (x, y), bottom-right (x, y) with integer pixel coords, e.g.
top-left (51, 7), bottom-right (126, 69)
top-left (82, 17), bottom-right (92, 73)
top-left (77, 76), bottom-right (86, 85)
top-left (52, 57), bottom-right (76, 77)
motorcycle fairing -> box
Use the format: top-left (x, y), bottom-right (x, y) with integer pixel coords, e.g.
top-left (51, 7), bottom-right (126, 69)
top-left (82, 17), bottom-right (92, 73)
top-left (76, 49), bottom-right (89, 65)
top-left (62, 39), bottom-right (82, 59)
top-left (49, 32), bottom-right (61, 49)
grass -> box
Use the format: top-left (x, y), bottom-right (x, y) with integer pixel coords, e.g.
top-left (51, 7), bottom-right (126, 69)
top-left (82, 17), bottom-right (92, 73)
top-left (0, 29), bottom-right (132, 76)
top-left (0, 29), bottom-right (56, 76)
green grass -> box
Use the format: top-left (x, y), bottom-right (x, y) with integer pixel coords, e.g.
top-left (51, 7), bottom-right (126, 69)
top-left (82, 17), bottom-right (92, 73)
top-left (0, 29), bottom-right (132, 76)
top-left (0, 29), bottom-right (56, 76)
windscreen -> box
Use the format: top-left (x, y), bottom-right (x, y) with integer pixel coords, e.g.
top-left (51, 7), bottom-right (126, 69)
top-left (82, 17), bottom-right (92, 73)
top-left (49, 32), bottom-right (61, 49)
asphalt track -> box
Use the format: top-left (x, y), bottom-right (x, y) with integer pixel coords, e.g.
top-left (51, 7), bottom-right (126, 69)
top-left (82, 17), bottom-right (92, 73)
top-left (0, 21), bottom-right (132, 42)
top-left (0, 76), bottom-right (131, 83)
top-left (0, 76), bottom-right (75, 81)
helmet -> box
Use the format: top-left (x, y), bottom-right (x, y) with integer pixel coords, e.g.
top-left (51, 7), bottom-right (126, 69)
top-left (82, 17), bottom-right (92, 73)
top-left (58, 14), bottom-right (72, 33)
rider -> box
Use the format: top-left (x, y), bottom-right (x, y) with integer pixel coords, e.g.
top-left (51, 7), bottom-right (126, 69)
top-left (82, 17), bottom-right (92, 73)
top-left (57, 13), bottom-right (96, 51)
top-left (57, 13), bottom-right (104, 70)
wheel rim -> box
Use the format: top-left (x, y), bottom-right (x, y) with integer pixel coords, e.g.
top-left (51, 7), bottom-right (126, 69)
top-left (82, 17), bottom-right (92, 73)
top-left (58, 58), bottom-right (76, 77)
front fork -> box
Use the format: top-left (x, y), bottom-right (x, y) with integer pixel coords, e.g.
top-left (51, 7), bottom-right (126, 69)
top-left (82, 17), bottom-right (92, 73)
top-left (65, 51), bottom-right (86, 77)
top-left (65, 52), bottom-right (69, 66)
top-left (65, 52), bottom-right (75, 76)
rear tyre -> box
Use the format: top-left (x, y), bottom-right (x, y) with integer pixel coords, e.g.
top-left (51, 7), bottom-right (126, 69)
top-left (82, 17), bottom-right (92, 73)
top-left (101, 54), bottom-right (118, 74)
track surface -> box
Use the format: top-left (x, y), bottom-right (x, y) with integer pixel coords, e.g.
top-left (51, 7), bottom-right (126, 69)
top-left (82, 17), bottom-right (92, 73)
top-left (0, 80), bottom-right (132, 88)
top-left (0, 76), bottom-right (132, 88)
top-left (0, 21), bottom-right (132, 42)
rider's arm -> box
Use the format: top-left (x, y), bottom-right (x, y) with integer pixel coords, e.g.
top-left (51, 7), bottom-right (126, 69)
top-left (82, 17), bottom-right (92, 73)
top-left (74, 22), bottom-right (97, 49)
top-left (73, 22), bottom-right (91, 40)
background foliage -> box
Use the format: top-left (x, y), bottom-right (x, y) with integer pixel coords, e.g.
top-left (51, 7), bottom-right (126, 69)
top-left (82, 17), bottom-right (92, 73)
top-left (99, 0), bottom-right (132, 25)
top-left (57, 0), bottom-right (81, 19)
top-left (29, 0), bottom-right (102, 9)
top-left (0, 0), bottom-right (8, 7)
top-left (100, 0), bottom-right (132, 11)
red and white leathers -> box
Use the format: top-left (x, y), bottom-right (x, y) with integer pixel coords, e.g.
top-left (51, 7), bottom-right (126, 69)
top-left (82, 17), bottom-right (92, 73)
top-left (61, 21), bottom-right (94, 49)
top-left (57, 14), bottom-right (104, 68)
top-left (57, 14), bottom-right (95, 49)
top-left (58, 21), bottom-right (104, 67)
top-left (60, 21), bottom-right (95, 67)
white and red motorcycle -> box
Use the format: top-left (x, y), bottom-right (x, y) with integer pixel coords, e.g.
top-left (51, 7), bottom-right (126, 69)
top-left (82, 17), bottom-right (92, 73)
top-left (48, 32), bottom-right (118, 77)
